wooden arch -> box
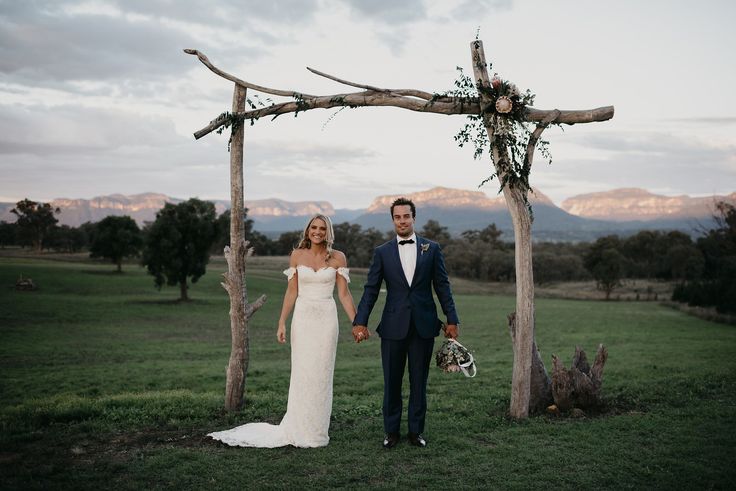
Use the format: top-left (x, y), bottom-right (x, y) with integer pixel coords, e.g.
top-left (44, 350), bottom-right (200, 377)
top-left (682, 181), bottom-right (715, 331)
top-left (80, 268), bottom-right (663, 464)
top-left (186, 40), bottom-right (614, 418)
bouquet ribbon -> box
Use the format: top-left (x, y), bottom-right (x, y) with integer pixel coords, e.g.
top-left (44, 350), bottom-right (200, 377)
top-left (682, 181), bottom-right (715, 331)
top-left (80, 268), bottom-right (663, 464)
top-left (452, 338), bottom-right (478, 378)
top-left (447, 338), bottom-right (477, 378)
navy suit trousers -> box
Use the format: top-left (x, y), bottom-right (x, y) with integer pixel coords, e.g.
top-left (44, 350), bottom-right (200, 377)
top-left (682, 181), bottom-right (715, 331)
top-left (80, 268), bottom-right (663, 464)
top-left (380, 320), bottom-right (435, 435)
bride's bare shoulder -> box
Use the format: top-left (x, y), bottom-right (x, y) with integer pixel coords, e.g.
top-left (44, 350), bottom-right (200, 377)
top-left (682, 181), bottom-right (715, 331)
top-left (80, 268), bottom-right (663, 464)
top-left (289, 248), bottom-right (305, 266)
top-left (330, 249), bottom-right (347, 267)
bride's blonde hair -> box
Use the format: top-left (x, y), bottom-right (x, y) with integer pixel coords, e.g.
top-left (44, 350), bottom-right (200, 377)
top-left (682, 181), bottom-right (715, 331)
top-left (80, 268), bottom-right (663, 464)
top-left (296, 214), bottom-right (334, 259)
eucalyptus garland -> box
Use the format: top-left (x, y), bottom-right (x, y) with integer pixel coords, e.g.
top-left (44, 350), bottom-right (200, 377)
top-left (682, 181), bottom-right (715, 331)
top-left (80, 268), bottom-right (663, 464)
top-left (212, 61), bottom-right (556, 214)
top-left (449, 66), bottom-right (556, 213)
top-left (214, 95), bottom-right (273, 151)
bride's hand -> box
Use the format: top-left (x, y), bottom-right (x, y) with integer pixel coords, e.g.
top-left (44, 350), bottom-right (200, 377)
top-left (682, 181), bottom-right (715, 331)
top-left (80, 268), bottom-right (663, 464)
top-left (352, 325), bottom-right (370, 343)
top-left (277, 323), bottom-right (286, 344)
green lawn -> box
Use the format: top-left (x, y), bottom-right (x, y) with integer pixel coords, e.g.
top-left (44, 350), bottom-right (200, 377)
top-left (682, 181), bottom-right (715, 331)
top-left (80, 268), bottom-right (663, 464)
top-left (1, 255), bottom-right (735, 489)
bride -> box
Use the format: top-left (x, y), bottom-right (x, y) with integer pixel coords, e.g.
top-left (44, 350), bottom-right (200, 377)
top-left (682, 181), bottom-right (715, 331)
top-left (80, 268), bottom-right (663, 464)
top-left (208, 214), bottom-right (362, 447)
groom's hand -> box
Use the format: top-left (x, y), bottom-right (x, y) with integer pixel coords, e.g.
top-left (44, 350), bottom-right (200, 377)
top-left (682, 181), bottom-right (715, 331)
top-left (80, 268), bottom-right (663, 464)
top-left (352, 325), bottom-right (370, 343)
top-left (444, 324), bottom-right (459, 339)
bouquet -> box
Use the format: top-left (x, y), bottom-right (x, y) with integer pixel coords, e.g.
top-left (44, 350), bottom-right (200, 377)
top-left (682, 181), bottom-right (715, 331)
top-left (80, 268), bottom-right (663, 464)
top-left (435, 339), bottom-right (477, 378)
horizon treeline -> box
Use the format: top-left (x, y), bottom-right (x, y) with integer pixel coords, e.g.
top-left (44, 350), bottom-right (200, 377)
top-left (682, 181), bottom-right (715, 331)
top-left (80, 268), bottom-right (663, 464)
top-left (2, 199), bottom-right (734, 313)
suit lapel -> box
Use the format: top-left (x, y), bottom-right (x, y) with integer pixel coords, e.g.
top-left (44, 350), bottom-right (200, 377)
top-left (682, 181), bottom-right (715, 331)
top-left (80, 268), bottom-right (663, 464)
top-left (410, 235), bottom-right (424, 288)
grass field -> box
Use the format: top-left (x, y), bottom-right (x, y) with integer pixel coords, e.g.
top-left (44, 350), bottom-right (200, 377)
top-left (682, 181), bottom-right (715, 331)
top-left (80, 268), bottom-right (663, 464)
top-left (1, 254), bottom-right (735, 489)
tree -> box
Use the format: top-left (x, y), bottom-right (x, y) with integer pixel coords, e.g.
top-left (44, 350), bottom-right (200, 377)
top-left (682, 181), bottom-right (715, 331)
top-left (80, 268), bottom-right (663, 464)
top-left (673, 202), bottom-right (736, 313)
top-left (10, 199), bottom-right (60, 251)
top-left (622, 230), bottom-right (660, 278)
top-left (331, 222), bottom-right (386, 267)
top-left (212, 208), bottom-right (236, 254)
top-left (46, 225), bottom-right (87, 253)
top-left (274, 230), bottom-right (303, 255)
top-left (593, 249), bottom-right (625, 300)
top-left (445, 224), bottom-right (510, 281)
top-left (584, 235), bottom-right (624, 299)
top-left (89, 216), bottom-right (143, 272)
top-left (211, 208), bottom-right (274, 257)
top-left (141, 198), bottom-right (217, 301)
top-left (622, 230), bottom-right (696, 279)
top-left (485, 249), bottom-right (515, 282)
top-left (664, 243), bottom-right (703, 281)
top-left (533, 252), bottom-right (588, 284)
top-left (78, 221), bottom-right (98, 245)
top-left (332, 222), bottom-right (363, 263)
top-left (477, 223), bottom-right (504, 247)
top-left (0, 221), bottom-right (16, 248)
top-left (421, 219), bottom-right (451, 243)
top-left (359, 227), bottom-right (387, 266)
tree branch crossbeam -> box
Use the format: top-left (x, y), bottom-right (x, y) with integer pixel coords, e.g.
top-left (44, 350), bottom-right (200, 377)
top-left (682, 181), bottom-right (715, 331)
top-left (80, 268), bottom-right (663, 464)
top-left (186, 49), bottom-right (613, 140)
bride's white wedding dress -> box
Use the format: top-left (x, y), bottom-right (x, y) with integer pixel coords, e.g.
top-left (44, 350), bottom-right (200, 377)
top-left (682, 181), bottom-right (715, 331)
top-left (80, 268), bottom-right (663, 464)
top-left (207, 265), bottom-right (348, 448)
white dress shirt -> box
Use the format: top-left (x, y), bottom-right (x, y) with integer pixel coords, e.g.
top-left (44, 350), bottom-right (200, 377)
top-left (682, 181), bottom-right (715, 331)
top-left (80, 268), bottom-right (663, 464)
top-left (397, 233), bottom-right (417, 285)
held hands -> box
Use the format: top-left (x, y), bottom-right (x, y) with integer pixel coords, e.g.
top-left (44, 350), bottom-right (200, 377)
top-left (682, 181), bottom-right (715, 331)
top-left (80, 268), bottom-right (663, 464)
top-left (277, 322), bottom-right (286, 344)
top-left (443, 323), bottom-right (459, 339)
top-left (352, 325), bottom-right (370, 343)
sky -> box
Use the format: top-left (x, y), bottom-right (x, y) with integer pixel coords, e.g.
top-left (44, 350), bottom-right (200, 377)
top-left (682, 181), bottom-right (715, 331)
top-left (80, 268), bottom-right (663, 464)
top-left (1, 0), bottom-right (734, 209)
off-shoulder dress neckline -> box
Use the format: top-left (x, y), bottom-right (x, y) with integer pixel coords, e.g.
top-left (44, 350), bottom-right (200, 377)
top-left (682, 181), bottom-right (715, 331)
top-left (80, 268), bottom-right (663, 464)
top-left (295, 265), bottom-right (336, 273)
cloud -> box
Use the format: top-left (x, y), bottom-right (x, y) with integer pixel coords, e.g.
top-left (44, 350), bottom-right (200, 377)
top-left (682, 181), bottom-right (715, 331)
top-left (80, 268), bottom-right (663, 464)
top-left (0, 137), bottom-right (226, 203)
top-left (543, 131), bottom-right (736, 198)
top-left (0, 0), bottom-right (320, 95)
top-left (669, 117), bottom-right (736, 125)
top-left (449, 0), bottom-right (513, 20)
top-left (333, 0), bottom-right (431, 55)
top-left (1, 1), bottom-right (732, 210)
top-left (340, 0), bottom-right (427, 24)
top-left (579, 132), bottom-right (735, 165)
top-left (1, 4), bottom-right (194, 82)
top-left (243, 138), bottom-right (376, 177)
top-left (0, 103), bottom-right (182, 155)
top-left (102, 0), bottom-right (320, 26)
top-left (0, 102), bottom-right (384, 206)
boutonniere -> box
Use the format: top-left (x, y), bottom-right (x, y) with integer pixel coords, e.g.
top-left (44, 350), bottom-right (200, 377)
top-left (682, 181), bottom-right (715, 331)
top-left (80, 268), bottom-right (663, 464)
top-left (420, 243), bottom-right (430, 255)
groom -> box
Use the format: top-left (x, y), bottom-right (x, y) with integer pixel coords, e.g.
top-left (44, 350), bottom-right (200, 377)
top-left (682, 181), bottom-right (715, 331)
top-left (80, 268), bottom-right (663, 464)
top-left (353, 197), bottom-right (459, 449)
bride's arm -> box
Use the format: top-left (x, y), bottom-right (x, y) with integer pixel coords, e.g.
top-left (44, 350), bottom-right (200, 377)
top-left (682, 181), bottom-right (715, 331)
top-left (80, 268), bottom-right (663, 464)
top-left (277, 253), bottom-right (300, 343)
top-left (333, 251), bottom-right (356, 323)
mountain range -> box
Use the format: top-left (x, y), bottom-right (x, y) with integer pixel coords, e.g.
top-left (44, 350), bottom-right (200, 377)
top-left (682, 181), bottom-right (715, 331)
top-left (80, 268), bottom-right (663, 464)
top-left (1, 187), bottom-right (733, 241)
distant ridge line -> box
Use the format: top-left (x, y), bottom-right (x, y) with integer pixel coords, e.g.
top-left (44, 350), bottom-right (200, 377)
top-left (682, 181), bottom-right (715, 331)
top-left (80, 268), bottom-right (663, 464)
top-left (1, 187), bottom-right (733, 241)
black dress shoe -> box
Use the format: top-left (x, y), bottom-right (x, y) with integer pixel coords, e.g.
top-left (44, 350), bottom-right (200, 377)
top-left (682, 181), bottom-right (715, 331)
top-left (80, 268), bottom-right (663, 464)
top-left (407, 433), bottom-right (427, 447)
top-left (383, 432), bottom-right (400, 449)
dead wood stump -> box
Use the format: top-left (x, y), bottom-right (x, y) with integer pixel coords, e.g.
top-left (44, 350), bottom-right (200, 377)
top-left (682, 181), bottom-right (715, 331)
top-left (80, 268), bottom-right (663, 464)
top-left (15, 275), bottom-right (37, 291)
top-left (551, 344), bottom-right (608, 412)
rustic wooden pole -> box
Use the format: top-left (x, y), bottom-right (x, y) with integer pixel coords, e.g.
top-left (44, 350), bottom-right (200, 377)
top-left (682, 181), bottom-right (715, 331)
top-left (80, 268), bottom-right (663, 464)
top-left (222, 83), bottom-right (266, 411)
top-left (508, 313), bottom-right (552, 413)
top-left (470, 40), bottom-right (535, 419)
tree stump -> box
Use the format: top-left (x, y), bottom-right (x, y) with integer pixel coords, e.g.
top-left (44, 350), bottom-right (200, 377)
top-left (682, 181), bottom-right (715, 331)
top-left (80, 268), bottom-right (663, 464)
top-left (15, 275), bottom-right (37, 291)
top-left (551, 344), bottom-right (608, 412)
top-left (507, 312), bottom-right (553, 413)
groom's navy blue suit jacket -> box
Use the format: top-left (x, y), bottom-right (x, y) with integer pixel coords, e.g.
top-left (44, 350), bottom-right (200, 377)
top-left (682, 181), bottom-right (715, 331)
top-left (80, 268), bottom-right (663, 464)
top-left (354, 235), bottom-right (459, 340)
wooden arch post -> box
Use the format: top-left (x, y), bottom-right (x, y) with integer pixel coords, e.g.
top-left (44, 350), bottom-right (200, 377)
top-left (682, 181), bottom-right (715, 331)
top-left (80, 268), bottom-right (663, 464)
top-left (220, 83), bottom-right (266, 411)
top-left (470, 40), bottom-right (558, 418)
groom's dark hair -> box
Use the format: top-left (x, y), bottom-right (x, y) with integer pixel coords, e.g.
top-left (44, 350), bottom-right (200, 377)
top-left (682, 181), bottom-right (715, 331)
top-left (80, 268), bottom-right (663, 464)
top-left (390, 197), bottom-right (416, 218)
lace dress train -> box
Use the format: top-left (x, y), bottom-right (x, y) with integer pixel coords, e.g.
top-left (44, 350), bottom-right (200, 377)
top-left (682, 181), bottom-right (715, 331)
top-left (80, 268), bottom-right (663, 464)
top-left (207, 266), bottom-right (348, 448)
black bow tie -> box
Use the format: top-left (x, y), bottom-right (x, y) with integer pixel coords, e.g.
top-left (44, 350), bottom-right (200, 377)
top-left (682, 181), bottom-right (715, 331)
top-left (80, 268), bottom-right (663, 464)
top-left (398, 239), bottom-right (415, 245)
